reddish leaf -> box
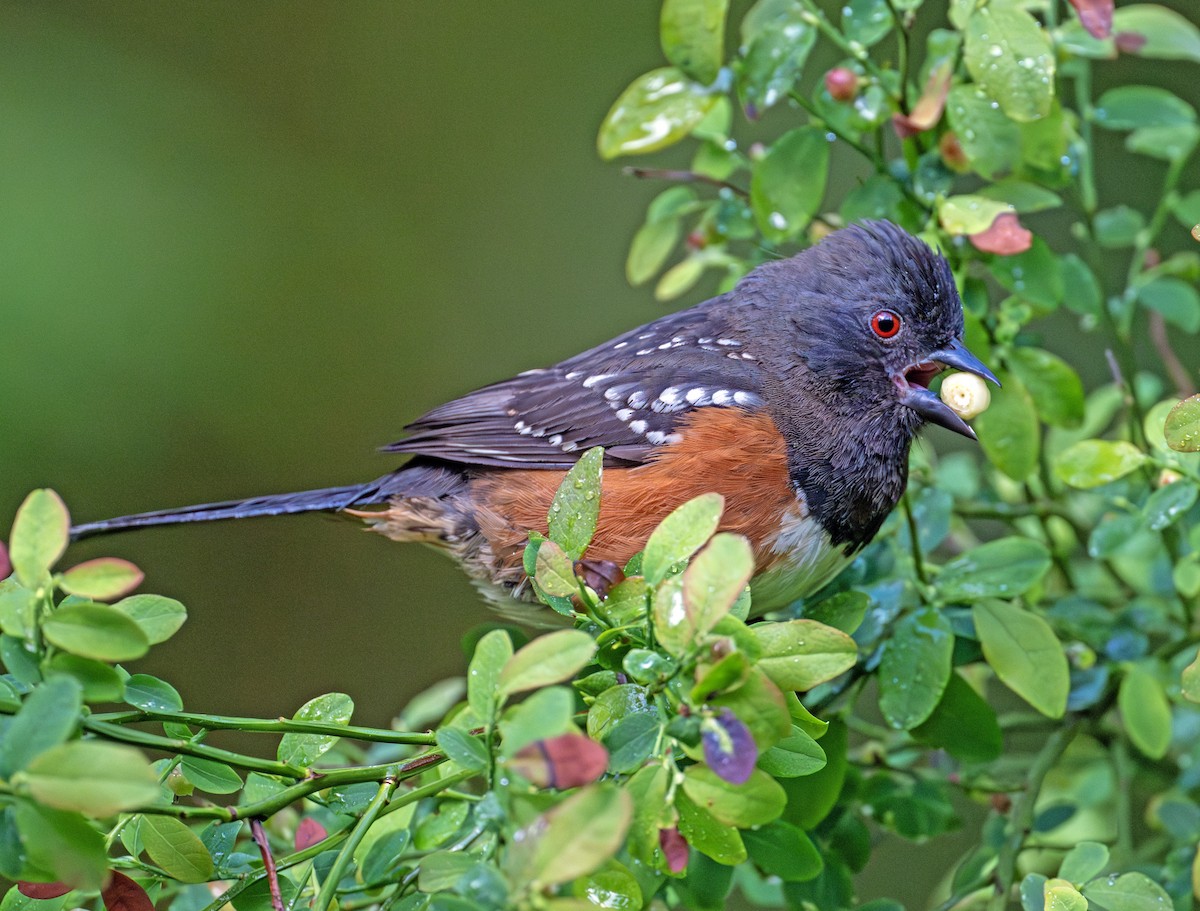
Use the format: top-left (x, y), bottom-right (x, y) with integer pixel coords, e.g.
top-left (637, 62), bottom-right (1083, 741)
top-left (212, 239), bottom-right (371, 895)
top-left (1068, 0), bottom-right (1113, 39)
top-left (969, 212), bottom-right (1033, 255)
top-left (1115, 31), bottom-right (1147, 54)
top-left (0, 541), bottom-right (9, 580)
top-left (102, 872), bottom-right (154, 911)
top-left (659, 827), bottom-right (690, 873)
top-left (294, 816), bottom-right (327, 850)
top-left (939, 132), bottom-right (970, 172)
top-left (511, 733), bottom-right (609, 789)
top-left (701, 708), bottom-right (757, 784)
top-left (18, 882), bottom-right (72, 900)
top-left (892, 62), bottom-right (953, 139)
top-left (574, 559), bottom-right (624, 598)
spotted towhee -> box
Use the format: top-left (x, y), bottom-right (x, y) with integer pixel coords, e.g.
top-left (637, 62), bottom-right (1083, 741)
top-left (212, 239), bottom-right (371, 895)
top-left (71, 221), bottom-right (996, 617)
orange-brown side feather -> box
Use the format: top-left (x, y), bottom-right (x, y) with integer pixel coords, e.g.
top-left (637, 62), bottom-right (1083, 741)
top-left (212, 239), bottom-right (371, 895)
top-left (469, 408), bottom-right (799, 582)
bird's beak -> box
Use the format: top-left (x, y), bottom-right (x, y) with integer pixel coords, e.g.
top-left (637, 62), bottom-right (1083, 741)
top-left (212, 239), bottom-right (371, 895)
top-left (898, 338), bottom-right (999, 440)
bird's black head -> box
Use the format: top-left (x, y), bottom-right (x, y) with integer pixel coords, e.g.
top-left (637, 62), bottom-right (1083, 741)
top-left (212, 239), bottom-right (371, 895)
top-left (742, 220), bottom-right (997, 439)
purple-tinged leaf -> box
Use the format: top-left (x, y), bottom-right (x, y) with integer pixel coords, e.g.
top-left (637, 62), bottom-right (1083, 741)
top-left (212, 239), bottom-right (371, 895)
top-left (659, 826), bottom-right (690, 873)
top-left (511, 733), bottom-right (609, 789)
top-left (702, 708), bottom-right (756, 784)
top-left (0, 541), bottom-right (10, 579)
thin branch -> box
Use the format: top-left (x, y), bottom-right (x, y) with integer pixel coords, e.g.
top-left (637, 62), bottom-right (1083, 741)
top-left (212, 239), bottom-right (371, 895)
top-left (622, 167), bottom-right (746, 197)
top-left (1149, 311), bottom-right (1197, 398)
top-left (250, 819), bottom-right (284, 911)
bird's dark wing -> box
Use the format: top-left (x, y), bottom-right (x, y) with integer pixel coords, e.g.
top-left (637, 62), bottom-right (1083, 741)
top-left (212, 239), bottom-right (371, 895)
top-left (385, 302), bottom-right (766, 468)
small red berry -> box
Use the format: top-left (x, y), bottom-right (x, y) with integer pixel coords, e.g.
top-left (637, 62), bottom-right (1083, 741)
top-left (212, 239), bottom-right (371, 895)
top-left (824, 68), bottom-right (858, 103)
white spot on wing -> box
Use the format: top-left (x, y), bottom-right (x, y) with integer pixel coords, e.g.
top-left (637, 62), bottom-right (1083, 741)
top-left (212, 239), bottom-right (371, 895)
top-left (548, 434), bottom-right (563, 447)
top-left (627, 390), bottom-right (648, 409)
top-left (659, 386), bottom-right (683, 405)
top-left (583, 373), bottom-right (613, 389)
top-left (629, 419), bottom-right (647, 434)
top-left (615, 408), bottom-right (634, 422)
top-left (712, 390), bottom-right (734, 405)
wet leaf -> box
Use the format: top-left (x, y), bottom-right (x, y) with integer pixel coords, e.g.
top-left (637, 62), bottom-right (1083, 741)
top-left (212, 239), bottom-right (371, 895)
top-left (757, 727), bottom-right (826, 777)
top-left (9, 490), bottom-right (69, 588)
top-left (436, 728), bottom-right (489, 773)
top-left (112, 594), bottom-right (187, 645)
top-left (975, 600), bottom-right (1069, 718)
top-left (139, 815), bottom-right (215, 883)
top-left (1118, 665), bottom-right (1171, 759)
top-left (969, 212), bottom-right (1032, 255)
top-left (535, 539), bottom-right (580, 598)
top-left (975, 372), bottom-right (1039, 481)
top-left (598, 68), bottom-right (717, 159)
top-left (1059, 841), bottom-right (1109, 884)
top-left (1082, 871), bottom-right (1174, 911)
top-left (964, 3), bottom-right (1055, 122)
top-left (1094, 85), bottom-right (1195, 131)
top-left (661, 0), bottom-right (728, 85)
top-left (946, 85), bottom-right (1021, 178)
top-left (1165, 395), bottom-right (1200, 452)
top-left (937, 538), bottom-right (1052, 602)
top-left (179, 756), bottom-right (242, 795)
top-left (842, 0), bottom-right (892, 48)
top-left (469, 629), bottom-right (513, 723)
top-left (1144, 480), bottom-right (1197, 531)
top-left (1055, 440), bottom-right (1148, 488)
top-left (124, 674), bottom-right (183, 712)
top-left (752, 619), bottom-right (857, 691)
top-left (737, 0), bottom-right (816, 116)
top-left (509, 785), bottom-right (633, 887)
top-left (683, 533), bottom-right (753, 636)
top-left (548, 448), bottom-right (603, 560)
top-left (277, 692), bottom-right (354, 767)
top-left (643, 493), bottom-right (723, 585)
top-left (676, 791), bottom-right (746, 864)
top-left (877, 608), bottom-right (954, 730)
top-left (1045, 879), bottom-right (1088, 911)
top-left (750, 127), bottom-right (829, 242)
top-left (682, 766), bottom-right (786, 827)
top-left (1110, 5), bottom-right (1200, 62)
top-left (939, 195), bottom-right (1014, 235)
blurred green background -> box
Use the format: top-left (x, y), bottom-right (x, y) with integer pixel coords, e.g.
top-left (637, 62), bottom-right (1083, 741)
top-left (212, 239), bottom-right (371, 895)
top-left (1, 2), bottom-right (1195, 905)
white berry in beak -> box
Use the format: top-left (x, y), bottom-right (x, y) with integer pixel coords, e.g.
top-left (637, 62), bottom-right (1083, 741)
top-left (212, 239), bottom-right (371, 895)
top-left (939, 371), bottom-right (991, 420)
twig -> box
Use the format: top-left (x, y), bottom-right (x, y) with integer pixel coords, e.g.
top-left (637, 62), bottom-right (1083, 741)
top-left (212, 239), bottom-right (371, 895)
top-left (313, 777), bottom-right (397, 911)
top-left (1149, 311), bottom-right (1197, 398)
top-left (250, 819), bottom-right (284, 911)
top-left (622, 167), bottom-right (746, 197)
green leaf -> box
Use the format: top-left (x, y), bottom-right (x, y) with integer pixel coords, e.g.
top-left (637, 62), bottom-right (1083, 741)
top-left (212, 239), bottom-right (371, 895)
top-left (179, 756), bottom-right (243, 794)
top-left (974, 600), bottom-right (1068, 718)
top-left (16, 741), bottom-right (158, 816)
top-left (499, 686), bottom-right (576, 755)
top-left (753, 619), bottom-right (858, 691)
top-left (655, 255), bottom-right (707, 302)
top-left (1007, 348), bottom-right (1085, 429)
top-left (975, 372), bottom-right (1040, 481)
top-left (509, 785), bottom-right (632, 888)
top-left (535, 539), bottom-right (580, 598)
top-left (1165, 395), bottom-right (1200, 452)
top-left (435, 728), bottom-right (489, 773)
top-left (1094, 86), bottom-right (1196, 130)
top-left (911, 672), bottom-right (1003, 763)
top-left (1055, 440), bottom-right (1148, 488)
top-left (1144, 480), bottom-right (1198, 531)
top-left (548, 448), bottom-right (603, 560)
top-left (139, 815), bottom-right (215, 883)
top-left (963, 3), bottom-right (1055, 122)
top-left (124, 674), bottom-right (183, 712)
top-left (743, 820), bottom-right (823, 882)
top-left (750, 127), bottom-right (829, 242)
top-left (0, 579), bottom-right (36, 639)
top-left (587, 683), bottom-right (653, 742)
top-left (946, 85), bottom-right (1021, 179)
top-left (675, 791), bottom-right (746, 864)
top-left (469, 629), bottom-right (513, 723)
top-left (1127, 122), bottom-right (1200, 162)
top-left (736, 0), bottom-right (817, 116)
top-left (757, 727), bottom-right (826, 778)
top-left (937, 538), bottom-right (1052, 602)
top-left (990, 239), bottom-right (1063, 310)
top-left (842, 0), bottom-right (892, 47)
top-left (13, 802), bottom-right (107, 891)
top-left (9, 490), bottom-right (69, 588)
top-left (45, 654), bottom-right (124, 704)
top-left (1082, 871), bottom-right (1175, 911)
top-left (58, 558), bottom-right (143, 602)
top-left (276, 692), bottom-right (354, 767)
top-left (605, 712), bottom-right (660, 774)
top-left (627, 218), bottom-right (682, 286)
top-left (1183, 649), bottom-right (1200, 703)
top-left (939, 195), bottom-right (1013, 235)
top-left (642, 493), bottom-right (723, 586)
top-left (877, 608), bottom-right (954, 730)
top-left (683, 533), bottom-right (753, 636)
top-left (112, 594), bottom-right (187, 645)
top-left (661, 0), bottom-right (728, 85)
top-left (1094, 206), bottom-right (1146, 248)
top-left (597, 67), bottom-right (717, 159)
top-left (1060, 254), bottom-right (1103, 317)
top-left (976, 179), bottom-right (1063, 213)
top-left (707, 667), bottom-right (790, 750)
top-left (1118, 665), bottom-right (1172, 759)
top-left (0, 676), bottom-right (82, 776)
top-left (498, 629), bottom-right (596, 696)
top-left (1111, 5), bottom-right (1200, 62)
top-left (803, 591), bottom-right (869, 635)
top-left (1045, 879), bottom-right (1088, 911)
top-left (682, 766), bottom-right (786, 827)
top-left (1137, 277), bottom-right (1200, 333)
top-left (42, 603), bottom-right (148, 662)
top-left (1058, 841), bottom-right (1109, 885)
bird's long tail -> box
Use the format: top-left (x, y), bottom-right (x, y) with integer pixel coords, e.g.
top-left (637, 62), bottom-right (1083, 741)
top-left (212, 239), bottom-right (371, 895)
top-left (68, 466), bottom-right (466, 541)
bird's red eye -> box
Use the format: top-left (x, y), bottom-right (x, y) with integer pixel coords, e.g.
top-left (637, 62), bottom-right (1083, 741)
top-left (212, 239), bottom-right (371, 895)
top-left (871, 309), bottom-right (901, 339)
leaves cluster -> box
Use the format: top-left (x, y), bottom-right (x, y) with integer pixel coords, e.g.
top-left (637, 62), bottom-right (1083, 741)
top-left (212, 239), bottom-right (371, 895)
top-left (3, 0), bottom-right (1200, 909)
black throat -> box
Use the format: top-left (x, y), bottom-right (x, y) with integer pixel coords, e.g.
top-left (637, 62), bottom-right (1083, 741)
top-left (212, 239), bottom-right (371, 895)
top-left (768, 392), bottom-right (919, 554)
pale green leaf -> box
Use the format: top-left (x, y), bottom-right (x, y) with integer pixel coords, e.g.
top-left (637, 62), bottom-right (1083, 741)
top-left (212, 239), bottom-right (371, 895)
top-left (277, 692), bottom-right (354, 767)
top-left (1055, 440), bottom-right (1148, 488)
top-left (598, 67), bottom-right (717, 159)
top-left (17, 741), bottom-right (159, 816)
top-left (10, 489), bottom-right (69, 587)
top-left (139, 815), bottom-right (215, 883)
top-left (964, 4), bottom-right (1055, 122)
top-left (974, 600), bottom-right (1069, 718)
top-left (1118, 665), bottom-right (1172, 759)
top-left (548, 448), bottom-right (603, 560)
top-left (498, 629), bottom-right (596, 696)
top-left (877, 608), bottom-right (954, 730)
top-left (642, 492), bottom-right (723, 585)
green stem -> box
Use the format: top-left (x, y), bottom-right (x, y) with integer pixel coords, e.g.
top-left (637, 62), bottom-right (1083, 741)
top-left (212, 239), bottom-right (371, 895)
top-left (89, 710), bottom-right (438, 745)
top-left (83, 719), bottom-right (307, 778)
top-left (989, 720), bottom-right (1079, 911)
top-left (902, 493), bottom-right (929, 586)
top-left (312, 777), bottom-right (397, 911)
top-left (1110, 738), bottom-right (1134, 861)
top-left (795, 0), bottom-right (895, 93)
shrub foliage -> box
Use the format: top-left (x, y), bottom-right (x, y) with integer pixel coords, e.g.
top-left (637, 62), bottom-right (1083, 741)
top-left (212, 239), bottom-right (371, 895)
top-left (3, 1), bottom-right (1200, 909)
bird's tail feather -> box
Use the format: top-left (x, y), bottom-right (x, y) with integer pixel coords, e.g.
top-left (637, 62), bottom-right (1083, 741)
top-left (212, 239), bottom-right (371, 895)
top-left (69, 484), bottom-right (377, 541)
